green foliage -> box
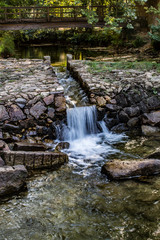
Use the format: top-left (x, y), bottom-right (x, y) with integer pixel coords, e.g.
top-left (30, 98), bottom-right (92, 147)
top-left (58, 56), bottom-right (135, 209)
top-left (86, 61), bottom-right (160, 73)
top-left (81, 9), bottom-right (98, 25)
top-left (147, 5), bottom-right (160, 49)
top-left (132, 36), bottom-right (146, 48)
top-left (0, 32), bottom-right (15, 57)
top-left (149, 18), bottom-right (160, 42)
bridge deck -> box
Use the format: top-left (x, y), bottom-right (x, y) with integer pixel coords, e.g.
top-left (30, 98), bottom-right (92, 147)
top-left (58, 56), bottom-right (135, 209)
top-left (0, 6), bottom-right (106, 30)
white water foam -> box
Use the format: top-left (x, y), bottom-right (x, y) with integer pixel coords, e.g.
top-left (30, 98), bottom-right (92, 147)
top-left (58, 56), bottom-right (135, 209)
top-left (58, 105), bottom-right (126, 176)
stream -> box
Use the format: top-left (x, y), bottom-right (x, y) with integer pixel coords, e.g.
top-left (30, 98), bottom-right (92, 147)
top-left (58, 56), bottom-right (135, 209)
top-left (0, 45), bottom-right (160, 240)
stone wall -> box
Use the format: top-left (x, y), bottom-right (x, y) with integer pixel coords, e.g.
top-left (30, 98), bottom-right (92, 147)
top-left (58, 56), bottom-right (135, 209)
top-left (67, 55), bottom-right (160, 136)
top-left (0, 57), bottom-right (66, 141)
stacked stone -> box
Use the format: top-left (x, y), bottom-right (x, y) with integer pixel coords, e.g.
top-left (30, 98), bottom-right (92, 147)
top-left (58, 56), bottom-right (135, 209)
top-left (0, 57), bottom-right (66, 141)
top-left (67, 55), bottom-right (160, 136)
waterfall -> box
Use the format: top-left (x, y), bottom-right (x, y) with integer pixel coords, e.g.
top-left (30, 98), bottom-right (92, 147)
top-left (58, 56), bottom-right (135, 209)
top-left (63, 105), bottom-right (99, 141)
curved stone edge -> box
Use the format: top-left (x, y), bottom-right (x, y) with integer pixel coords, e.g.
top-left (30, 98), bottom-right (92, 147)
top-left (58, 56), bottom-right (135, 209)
top-left (101, 159), bottom-right (160, 180)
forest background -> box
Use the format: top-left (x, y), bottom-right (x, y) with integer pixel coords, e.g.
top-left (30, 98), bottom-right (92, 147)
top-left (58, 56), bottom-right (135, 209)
top-left (0, 0), bottom-right (160, 57)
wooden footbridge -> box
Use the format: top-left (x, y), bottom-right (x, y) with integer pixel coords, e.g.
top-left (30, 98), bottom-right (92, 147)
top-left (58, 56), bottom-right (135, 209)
top-left (0, 6), bottom-right (107, 30)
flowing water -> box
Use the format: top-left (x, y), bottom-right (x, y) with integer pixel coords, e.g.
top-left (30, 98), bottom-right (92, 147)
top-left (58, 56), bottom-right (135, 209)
top-left (0, 46), bottom-right (160, 240)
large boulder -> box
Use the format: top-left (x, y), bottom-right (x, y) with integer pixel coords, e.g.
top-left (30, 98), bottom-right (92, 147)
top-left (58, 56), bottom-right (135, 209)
top-left (101, 159), bottom-right (160, 180)
top-left (0, 165), bottom-right (28, 197)
top-left (142, 111), bottom-right (160, 126)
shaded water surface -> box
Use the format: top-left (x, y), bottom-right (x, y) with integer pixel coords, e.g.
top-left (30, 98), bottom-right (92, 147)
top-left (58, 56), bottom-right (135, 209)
top-left (0, 45), bottom-right (160, 240)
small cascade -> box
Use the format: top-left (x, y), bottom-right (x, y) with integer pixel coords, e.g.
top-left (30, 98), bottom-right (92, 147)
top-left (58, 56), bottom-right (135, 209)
top-left (63, 105), bottom-right (98, 141)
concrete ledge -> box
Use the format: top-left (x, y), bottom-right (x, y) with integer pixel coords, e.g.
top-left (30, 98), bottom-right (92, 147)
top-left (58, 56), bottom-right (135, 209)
top-left (2, 151), bottom-right (68, 170)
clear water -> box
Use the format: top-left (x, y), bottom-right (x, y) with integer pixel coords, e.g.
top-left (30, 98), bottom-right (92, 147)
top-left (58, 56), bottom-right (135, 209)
top-left (0, 45), bottom-right (160, 240)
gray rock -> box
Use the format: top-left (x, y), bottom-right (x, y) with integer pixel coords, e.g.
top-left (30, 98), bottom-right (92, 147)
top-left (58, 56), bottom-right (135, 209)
top-left (0, 165), bottom-right (28, 196)
top-left (101, 159), bottom-right (160, 180)
top-left (0, 140), bottom-right (5, 150)
top-left (48, 107), bottom-right (55, 119)
top-left (106, 104), bottom-right (120, 111)
top-left (143, 111), bottom-right (160, 126)
top-left (2, 123), bottom-right (21, 133)
top-left (0, 105), bottom-right (9, 121)
top-left (8, 104), bottom-right (26, 121)
top-left (127, 117), bottom-right (139, 127)
top-left (124, 106), bottom-right (140, 117)
top-left (55, 96), bottom-right (66, 112)
top-left (141, 125), bottom-right (160, 136)
top-left (147, 96), bottom-right (160, 110)
top-left (15, 98), bottom-right (27, 104)
top-left (115, 93), bottom-right (128, 107)
top-left (43, 95), bottom-right (54, 106)
top-left (119, 111), bottom-right (130, 123)
top-left (0, 157), bottom-right (5, 167)
top-left (30, 101), bottom-right (47, 119)
top-left (111, 123), bottom-right (128, 132)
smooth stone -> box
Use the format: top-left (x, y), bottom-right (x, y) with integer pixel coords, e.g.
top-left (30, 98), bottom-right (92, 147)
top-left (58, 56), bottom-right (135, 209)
top-left (101, 159), bottom-right (160, 180)
top-left (0, 165), bottom-right (28, 197)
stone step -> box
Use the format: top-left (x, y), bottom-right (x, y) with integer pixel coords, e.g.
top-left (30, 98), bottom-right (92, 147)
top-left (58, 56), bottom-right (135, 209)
top-left (3, 150), bottom-right (68, 170)
top-left (13, 142), bottom-right (47, 152)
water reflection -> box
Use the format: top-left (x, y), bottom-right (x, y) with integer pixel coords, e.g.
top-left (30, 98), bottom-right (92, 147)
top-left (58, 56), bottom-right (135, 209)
top-left (15, 45), bottom-right (107, 65)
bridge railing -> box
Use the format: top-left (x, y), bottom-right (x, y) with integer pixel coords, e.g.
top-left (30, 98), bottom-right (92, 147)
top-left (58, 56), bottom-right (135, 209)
top-left (0, 6), bottom-right (107, 23)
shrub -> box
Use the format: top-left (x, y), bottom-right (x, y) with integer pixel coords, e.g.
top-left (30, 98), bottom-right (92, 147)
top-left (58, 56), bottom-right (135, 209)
top-left (149, 18), bottom-right (160, 50)
top-left (0, 32), bottom-right (15, 57)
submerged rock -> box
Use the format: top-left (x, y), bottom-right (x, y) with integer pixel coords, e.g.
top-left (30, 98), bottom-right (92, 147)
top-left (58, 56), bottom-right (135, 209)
top-left (0, 165), bottom-right (28, 197)
top-left (101, 159), bottom-right (160, 180)
top-left (55, 142), bottom-right (70, 152)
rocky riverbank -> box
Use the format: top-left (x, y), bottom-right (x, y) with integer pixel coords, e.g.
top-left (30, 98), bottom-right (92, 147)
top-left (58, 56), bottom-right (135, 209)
top-left (0, 57), bottom-right (66, 142)
top-left (0, 57), bottom-right (69, 198)
top-left (67, 55), bottom-right (160, 136)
